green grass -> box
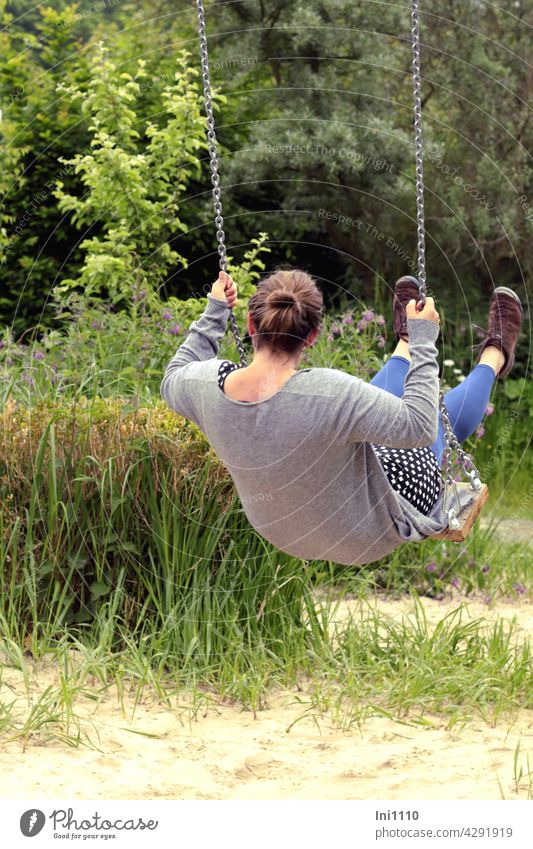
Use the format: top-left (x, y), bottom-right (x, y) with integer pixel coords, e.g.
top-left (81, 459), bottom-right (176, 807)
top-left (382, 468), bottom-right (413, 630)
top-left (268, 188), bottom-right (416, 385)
top-left (1, 592), bottom-right (531, 751)
top-left (303, 597), bottom-right (533, 727)
top-left (0, 383), bottom-right (531, 740)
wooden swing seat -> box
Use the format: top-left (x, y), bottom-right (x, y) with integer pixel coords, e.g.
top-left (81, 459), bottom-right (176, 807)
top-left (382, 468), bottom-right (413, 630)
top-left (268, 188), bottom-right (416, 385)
top-left (429, 482), bottom-right (489, 542)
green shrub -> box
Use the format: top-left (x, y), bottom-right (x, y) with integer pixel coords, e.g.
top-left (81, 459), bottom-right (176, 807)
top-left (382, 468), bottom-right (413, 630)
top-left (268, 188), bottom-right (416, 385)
top-left (0, 396), bottom-right (325, 686)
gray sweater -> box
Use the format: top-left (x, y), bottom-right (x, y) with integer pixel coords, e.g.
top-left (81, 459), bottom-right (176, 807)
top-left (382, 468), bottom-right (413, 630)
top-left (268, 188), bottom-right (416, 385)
top-left (161, 294), bottom-right (472, 565)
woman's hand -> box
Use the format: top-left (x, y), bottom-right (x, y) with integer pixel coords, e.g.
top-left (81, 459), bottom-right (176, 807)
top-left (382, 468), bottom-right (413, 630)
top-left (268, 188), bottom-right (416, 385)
top-left (211, 271), bottom-right (238, 308)
top-left (406, 296), bottom-right (440, 326)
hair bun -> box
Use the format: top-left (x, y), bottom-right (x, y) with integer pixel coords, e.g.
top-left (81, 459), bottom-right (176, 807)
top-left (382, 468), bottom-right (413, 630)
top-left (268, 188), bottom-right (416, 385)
top-left (267, 290), bottom-right (297, 309)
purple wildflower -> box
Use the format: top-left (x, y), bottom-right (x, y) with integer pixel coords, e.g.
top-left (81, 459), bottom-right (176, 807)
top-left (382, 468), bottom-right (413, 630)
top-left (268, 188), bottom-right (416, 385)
top-left (451, 577), bottom-right (460, 589)
top-left (426, 561), bottom-right (437, 573)
top-left (485, 403), bottom-right (494, 416)
top-left (377, 338), bottom-right (385, 349)
top-left (162, 311), bottom-right (173, 321)
top-left (513, 583), bottom-right (526, 595)
top-left (484, 595), bottom-right (491, 605)
top-left (341, 314), bottom-right (354, 325)
top-left (362, 309), bottom-right (375, 322)
top-left (169, 324), bottom-right (182, 335)
top-left (476, 425), bottom-right (485, 438)
top-left (376, 315), bottom-right (386, 326)
top-left (33, 351), bottom-right (45, 361)
top-left (91, 320), bottom-right (101, 330)
top-left (132, 289), bottom-right (147, 302)
top-left (482, 565), bottom-right (490, 574)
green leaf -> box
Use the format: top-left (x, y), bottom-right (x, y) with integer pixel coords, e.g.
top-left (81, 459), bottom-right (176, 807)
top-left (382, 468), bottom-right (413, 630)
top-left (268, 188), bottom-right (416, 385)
top-left (504, 379), bottom-right (526, 400)
top-left (68, 553), bottom-right (89, 569)
top-left (89, 581), bottom-right (111, 598)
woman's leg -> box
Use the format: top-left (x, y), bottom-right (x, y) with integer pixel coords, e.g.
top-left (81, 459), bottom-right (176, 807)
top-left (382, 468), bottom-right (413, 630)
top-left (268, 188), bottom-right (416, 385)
top-left (371, 340), bottom-right (499, 465)
top-left (370, 339), bottom-right (410, 398)
top-left (431, 363), bottom-right (497, 464)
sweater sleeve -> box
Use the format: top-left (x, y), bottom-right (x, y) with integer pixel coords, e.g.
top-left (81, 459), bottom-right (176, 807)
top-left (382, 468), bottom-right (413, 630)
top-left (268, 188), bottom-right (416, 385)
top-left (333, 317), bottom-right (441, 448)
top-left (160, 293), bottom-right (229, 419)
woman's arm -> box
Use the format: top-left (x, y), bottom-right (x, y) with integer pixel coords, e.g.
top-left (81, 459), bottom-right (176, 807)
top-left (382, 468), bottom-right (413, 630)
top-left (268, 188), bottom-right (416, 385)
top-left (332, 315), bottom-right (441, 449)
top-left (160, 272), bottom-right (237, 417)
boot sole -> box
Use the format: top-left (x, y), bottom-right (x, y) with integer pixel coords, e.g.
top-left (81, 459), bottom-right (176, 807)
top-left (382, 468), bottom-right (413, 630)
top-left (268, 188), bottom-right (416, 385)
top-left (393, 277), bottom-right (422, 340)
top-left (493, 286), bottom-right (523, 315)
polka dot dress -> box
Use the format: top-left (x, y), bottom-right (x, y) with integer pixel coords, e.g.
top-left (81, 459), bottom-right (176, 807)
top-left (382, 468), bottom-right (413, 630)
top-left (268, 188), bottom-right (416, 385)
top-left (218, 360), bottom-right (442, 516)
top-left (217, 359), bottom-right (243, 392)
top-left (372, 443), bottom-right (442, 516)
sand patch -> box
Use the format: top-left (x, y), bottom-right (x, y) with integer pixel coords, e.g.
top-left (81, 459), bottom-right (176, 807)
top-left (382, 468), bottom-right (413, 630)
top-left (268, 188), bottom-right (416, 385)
top-left (1, 596), bottom-right (532, 801)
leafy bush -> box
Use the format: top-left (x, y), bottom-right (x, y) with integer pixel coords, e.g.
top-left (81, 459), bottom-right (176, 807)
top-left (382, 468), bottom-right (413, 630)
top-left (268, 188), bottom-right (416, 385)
top-left (53, 44), bottom-right (208, 304)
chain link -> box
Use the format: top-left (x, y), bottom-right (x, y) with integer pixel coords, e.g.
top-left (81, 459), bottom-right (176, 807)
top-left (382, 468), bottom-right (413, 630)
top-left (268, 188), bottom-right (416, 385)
top-left (196, 0), bottom-right (248, 367)
top-left (410, 1), bottom-right (483, 499)
top-left (411, 0), bottom-right (427, 306)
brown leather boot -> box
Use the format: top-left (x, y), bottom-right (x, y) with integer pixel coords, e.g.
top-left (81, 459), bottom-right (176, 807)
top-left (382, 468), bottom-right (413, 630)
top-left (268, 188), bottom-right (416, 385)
top-left (393, 276), bottom-right (423, 341)
top-left (476, 287), bottom-right (523, 378)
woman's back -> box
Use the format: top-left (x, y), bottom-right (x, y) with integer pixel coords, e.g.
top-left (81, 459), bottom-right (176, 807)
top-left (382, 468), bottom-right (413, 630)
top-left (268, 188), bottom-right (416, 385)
top-left (160, 295), bottom-right (450, 564)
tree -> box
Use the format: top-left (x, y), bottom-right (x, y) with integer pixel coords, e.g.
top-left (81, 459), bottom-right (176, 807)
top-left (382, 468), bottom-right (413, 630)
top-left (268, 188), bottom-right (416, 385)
top-left (53, 43), bottom-right (208, 308)
top-left (188, 0), bottom-right (533, 305)
top-left (0, 4), bottom-right (94, 333)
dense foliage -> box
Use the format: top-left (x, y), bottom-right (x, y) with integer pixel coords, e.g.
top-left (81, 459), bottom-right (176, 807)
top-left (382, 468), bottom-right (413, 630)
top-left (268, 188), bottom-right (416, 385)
top-left (1, 1), bottom-right (531, 338)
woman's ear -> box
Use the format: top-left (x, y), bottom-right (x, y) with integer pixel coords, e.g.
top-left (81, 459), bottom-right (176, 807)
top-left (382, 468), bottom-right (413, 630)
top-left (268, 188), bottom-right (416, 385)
top-left (246, 312), bottom-right (255, 337)
top-left (306, 327), bottom-right (320, 347)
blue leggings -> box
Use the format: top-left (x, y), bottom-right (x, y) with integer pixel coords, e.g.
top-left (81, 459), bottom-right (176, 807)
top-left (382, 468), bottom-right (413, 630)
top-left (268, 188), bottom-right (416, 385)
top-left (370, 356), bottom-right (496, 465)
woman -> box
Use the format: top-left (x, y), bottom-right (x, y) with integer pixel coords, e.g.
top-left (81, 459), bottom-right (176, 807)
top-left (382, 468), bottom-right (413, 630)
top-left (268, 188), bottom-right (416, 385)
top-left (160, 270), bottom-right (523, 566)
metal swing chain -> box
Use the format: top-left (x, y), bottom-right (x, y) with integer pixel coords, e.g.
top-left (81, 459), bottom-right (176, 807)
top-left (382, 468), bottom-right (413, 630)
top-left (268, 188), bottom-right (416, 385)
top-left (410, 0), bottom-right (427, 304)
top-left (410, 1), bottom-right (482, 519)
top-left (196, 0), bottom-right (248, 368)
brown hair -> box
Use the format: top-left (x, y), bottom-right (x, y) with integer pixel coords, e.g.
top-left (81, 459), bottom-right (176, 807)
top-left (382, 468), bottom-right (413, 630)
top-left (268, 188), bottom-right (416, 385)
top-left (247, 269), bottom-right (324, 356)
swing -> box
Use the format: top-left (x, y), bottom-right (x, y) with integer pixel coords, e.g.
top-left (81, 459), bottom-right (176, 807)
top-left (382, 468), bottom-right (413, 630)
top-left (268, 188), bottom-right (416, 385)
top-left (195, 0), bottom-right (488, 543)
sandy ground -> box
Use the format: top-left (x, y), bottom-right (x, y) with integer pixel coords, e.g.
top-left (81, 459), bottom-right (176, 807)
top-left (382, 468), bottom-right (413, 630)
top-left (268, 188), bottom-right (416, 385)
top-left (1, 596), bottom-right (532, 801)
top-left (479, 518), bottom-right (533, 545)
